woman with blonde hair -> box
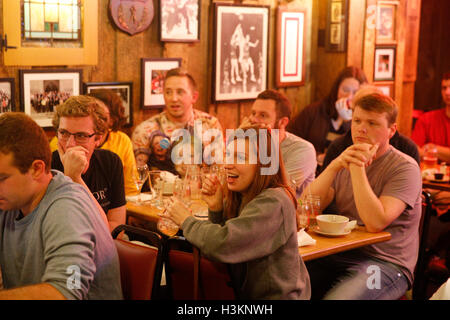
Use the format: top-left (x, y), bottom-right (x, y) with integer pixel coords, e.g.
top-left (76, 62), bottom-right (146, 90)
top-left (165, 126), bottom-right (311, 299)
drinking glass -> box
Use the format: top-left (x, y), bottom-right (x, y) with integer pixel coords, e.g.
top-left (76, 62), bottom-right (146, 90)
top-left (134, 164), bottom-right (149, 203)
top-left (149, 170), bottom-right (164, 208)
top-left (157, 199), bottom-right (180, 237)
top-left (297, 201), bottom-right (310, 230)
top-left (305, 195), bottom-right (321, 228)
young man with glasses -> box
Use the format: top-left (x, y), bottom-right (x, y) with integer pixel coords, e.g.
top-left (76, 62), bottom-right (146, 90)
top-left (51, 95), bottom-right (126, 233)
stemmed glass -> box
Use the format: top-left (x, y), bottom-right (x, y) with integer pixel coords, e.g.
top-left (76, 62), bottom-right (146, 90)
top-left (157, 199), bottom-right (180, 237)
top-left (134, 164), bottom-right (149, 203)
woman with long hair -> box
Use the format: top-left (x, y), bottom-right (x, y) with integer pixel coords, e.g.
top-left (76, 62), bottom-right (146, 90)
top-left (287, 66), bottom-right (367, 167)
top-left (165, 126), bottom-right (311, 299)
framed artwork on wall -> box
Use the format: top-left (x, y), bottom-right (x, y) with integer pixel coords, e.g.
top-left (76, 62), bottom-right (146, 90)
top-left (0, 78), bottom-right (15, 113)
top-left (374, 81), bottom-right (395, 98)
top-left (141, 58), bottom-right (182, 109)
top-left (374, 46), bottom-right (396, 81)
top-left (213, 3), bottom-right (269, 102)
top-left (160, 0), bottom-right (200, 42)
top-left (325, 0), bottom-right (348, 52)
top-left (84, 81), bottom-right (133, 127)
top-left (19, 69), bottom-right (82, 127)
top-left (376, 1), bottom-right (397, 44)
top-left (275, 8), bottom-right (306, 87)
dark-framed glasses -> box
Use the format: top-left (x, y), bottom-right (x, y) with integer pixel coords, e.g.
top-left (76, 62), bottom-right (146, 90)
top-left (57, 129), bottom-right (96, 143)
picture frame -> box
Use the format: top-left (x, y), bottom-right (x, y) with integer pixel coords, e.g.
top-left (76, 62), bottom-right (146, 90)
top-left (141, 58), bottom-right (182, 109)
top-left (376, 1), bottom-right (397, 44)
top-left (374, 46), bottom-right (396, 81)
top-left (0, 78), bottom-right (15, 113)
top-left (276, 8), bottom-right (306, 87)
top-left (213, 3), bottom-right (269, 102)
top-left (19, 69), bottom-right (82, 127)
top-left (325, 0), bottom-right (348, 52)
top-left (160, 0), bottom-right (200, 42)
top-left (83, 81), bottom-right (133, 127)
top-left (374, 81), bottom-right (395, 98)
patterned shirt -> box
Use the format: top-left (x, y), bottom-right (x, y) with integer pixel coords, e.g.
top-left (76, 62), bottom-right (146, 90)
top-left (132, 109), bottom-right (223, 151)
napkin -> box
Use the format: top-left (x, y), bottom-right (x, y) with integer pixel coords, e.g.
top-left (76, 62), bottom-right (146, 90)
top-left (160, 171), bottom-right (177, 183)
top-left (126, 193), bottom-right (153, 203)
top-left (297, 228), bottom-right (316, 247)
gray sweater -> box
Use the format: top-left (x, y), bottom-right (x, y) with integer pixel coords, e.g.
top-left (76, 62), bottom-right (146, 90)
top-left (182, 187), bottom-right (311, 300)
top-left (0, 170), bottom-right (122, 299)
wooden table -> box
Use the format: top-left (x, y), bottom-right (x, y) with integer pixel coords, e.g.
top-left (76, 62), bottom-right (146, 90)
top-left (422, 179), bottom-right (450, 192)
top-left (299, 226), bottom-right (391, 261)
top-left (127, 201), bottom-right (392, 262)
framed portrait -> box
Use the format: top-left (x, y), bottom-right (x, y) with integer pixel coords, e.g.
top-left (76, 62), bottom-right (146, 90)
top-left (374, 46), bottom-right (396, 81)
top-left (19, 69), bottom-right (82, 127)
top-left (0, 78), bottom-right (15, 113)
top-left (276, 8), bottom-right (306, 87)
top-left (160, 0), bottom-right (200, 42)
top-left (141, 58), bottom-right (182, 109)
top-left (326, 0), bottom-right (348, 52)
top-left (376, 1), bottom-right (397, 43)
top-left (83, 82), bottom-right (133, 127)
top-left (374, 81), bottom-right (395, 98)
top-left (213, 3), bottom-right (269, 102)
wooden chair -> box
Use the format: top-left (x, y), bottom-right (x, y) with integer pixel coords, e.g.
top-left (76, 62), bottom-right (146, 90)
top-left (111, 224), bottom-right (163, 300)
top-left (164, 236), bottom-right (236, 300)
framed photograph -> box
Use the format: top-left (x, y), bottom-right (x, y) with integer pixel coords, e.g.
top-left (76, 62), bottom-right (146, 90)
top-left (84, 82), bottom-right (133, 127)
top-left (376, 2), bottom-right (397, 43)
top-left (213, 3), bottom-right (269, 102)
top-left (325, 0), bottom-right (348, 52)
top-left (160, 0), bottom-right (200, 42)
top-left (276, 8), bottom-right (306, 87)
top-left (374, 46), bottom-right (396, 81)
top-left (0, 78), bottom-right (15, 113)
top-left (19, 69), bottom-right (82, 127)
top-left (141, 58), bottom-right (182, 109)
top-left (374, 81), bottom-right (395, 98)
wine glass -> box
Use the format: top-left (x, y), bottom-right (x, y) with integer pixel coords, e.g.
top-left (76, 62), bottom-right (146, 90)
top-left (149, 170), bottom-right (164, 208)
top-left (134, 164), bottom-right (149, 203)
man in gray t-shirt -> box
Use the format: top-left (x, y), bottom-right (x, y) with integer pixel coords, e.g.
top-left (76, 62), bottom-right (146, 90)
top-left (0, 113), bottom-right (122, 300)
top-left (240, 89), bottom-right (317, 196)
top-left (303, 91), bottom-right (422, 300)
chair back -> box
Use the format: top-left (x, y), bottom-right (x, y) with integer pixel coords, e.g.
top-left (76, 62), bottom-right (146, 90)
top-left (412, 191), bottom-right (433, 300)
top-left (165, 237), bottom-right (236, 300)
top-left (112, 225), bottom-right (163, 300)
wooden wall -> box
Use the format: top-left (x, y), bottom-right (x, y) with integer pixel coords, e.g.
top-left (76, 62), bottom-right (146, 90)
top-left (0, 0), bottom-right (319, 139)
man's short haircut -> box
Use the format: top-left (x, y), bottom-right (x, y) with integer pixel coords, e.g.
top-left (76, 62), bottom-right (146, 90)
top-left (256, 89), bottom-right (292, 120)
top-left (0, 112), bottom-right (51, 173)
top-left (353, 91), bottom-right (398, 126)
top-left (52, 95), bottom-right (108, 134)
top-left (164, 67), bottom-right (197, 92)
top-left (442, 72), bottom-right (450, 81)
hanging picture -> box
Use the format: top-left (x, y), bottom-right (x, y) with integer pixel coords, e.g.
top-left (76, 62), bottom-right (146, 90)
top-left (276, 8), bottom-right (306, 87)
top-left (374, 46), bottom-right (396, 81)
top-left (19, 69), bottom-right (82, 127)
top-left (213, 3), bottom-right (269, 102)
top-left (84, 81), bottom-right (133, 127)
top-left (0, 78), bottom-right (15, 113)
top-left (325, 0), bottom-right (348, 52)
top-left (376, 1), bottom-right (397, 43)
top-left (141, 58), bottom-right (182, 109)
top-left (160, 0), bottom-right (200, 42)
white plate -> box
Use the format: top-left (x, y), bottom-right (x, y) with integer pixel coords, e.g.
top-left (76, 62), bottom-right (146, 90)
top-left (312, 226), bottom-right (351, 237)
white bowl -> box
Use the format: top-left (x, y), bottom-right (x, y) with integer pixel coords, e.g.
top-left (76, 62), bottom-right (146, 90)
top-left (316, 214), bottom-right (349, 234)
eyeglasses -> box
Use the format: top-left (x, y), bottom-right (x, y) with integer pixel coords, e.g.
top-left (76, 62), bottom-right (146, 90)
top-left (57, 129), bottom-right (96, 143)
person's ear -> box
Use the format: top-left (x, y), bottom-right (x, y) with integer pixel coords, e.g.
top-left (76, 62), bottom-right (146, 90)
top-left (388, 122), bottom-right (397, 139)
top-left (29, 160), bottom-right (47, 179)
top-left (192, 90), bottom-right (199, 104)
top-left (277, 117), bottom-right (289, 129)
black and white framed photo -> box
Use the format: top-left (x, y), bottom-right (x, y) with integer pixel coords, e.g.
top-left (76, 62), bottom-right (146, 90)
top-left (84, 82), bottom-right (133, 127)
top-left (374, 46), bottom-right (396, 81)
top-left (276, 8), bottom-right (306, 87)
top-left (325, 0), bottom-right (348, 52)
top-left (160, 0), bottom-right (200, 42)
top-left (19, 69), bottom-right (82, 127)
top-left (141, 58), bottom-right (182, 109)
top-left (213, 3), bottom-right (269, 102)
top-left (0, 78), bottom-right (15, 113)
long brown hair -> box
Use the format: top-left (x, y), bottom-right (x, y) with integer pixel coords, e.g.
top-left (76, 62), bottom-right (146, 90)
top-left (223, 126), bottom-right (300, 229)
